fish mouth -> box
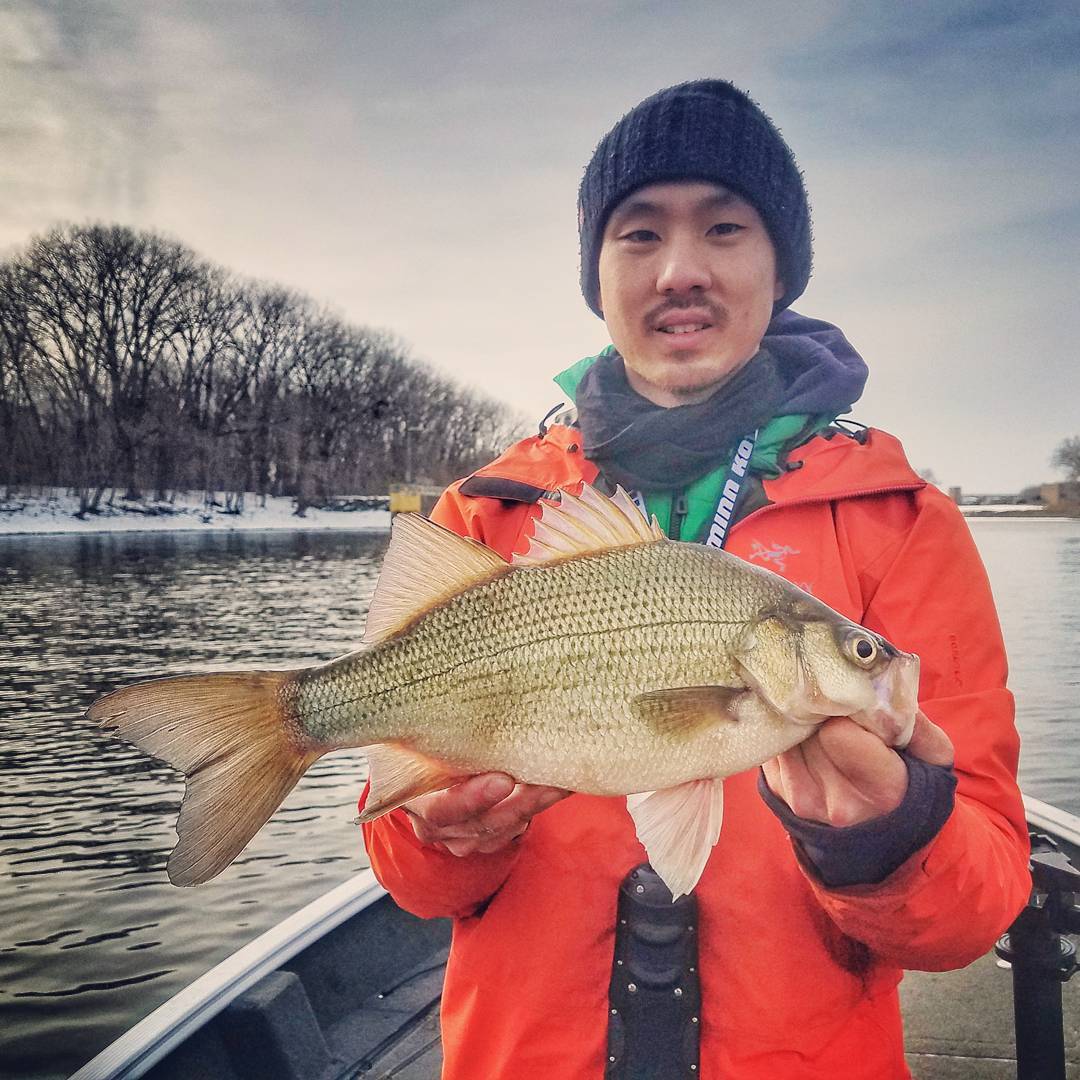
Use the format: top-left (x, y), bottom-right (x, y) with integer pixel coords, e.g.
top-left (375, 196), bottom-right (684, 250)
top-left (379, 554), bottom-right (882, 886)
top-left (850, 653), bottom-right (921, 749)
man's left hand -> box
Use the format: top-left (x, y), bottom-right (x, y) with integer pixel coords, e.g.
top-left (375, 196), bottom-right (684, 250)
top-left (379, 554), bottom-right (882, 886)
top-left (761, 710), bottom-right (954, 827)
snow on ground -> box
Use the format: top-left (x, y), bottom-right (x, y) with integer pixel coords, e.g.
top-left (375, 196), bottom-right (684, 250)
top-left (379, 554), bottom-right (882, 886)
top-left (0, 489), bottom-right (391, 535)
top-left (958, 504), bottom-right (1049, 515)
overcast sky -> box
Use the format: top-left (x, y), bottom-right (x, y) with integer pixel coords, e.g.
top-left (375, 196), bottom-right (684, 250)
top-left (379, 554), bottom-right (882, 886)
top-left (1, 0), bottom-right (1077, 492)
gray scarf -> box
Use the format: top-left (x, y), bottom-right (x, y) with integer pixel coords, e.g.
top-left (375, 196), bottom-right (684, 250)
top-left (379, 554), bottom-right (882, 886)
top-left (575, 349), bottom-right (785, 492)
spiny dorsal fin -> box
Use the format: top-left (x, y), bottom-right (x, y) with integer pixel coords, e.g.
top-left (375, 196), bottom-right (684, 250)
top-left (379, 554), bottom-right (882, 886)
top-left (363, 514), bottom-right (508, 645)
top-left (512, 483), bottom-right (664, 567)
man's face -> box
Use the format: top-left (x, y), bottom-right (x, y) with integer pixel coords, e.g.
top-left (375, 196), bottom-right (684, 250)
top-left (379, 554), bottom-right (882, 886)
top-left (597, 181), bottom-right (783, 407)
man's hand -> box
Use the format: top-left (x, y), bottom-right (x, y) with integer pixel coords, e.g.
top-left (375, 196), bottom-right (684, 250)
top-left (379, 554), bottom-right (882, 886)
top-left (403, 773), bottom-right (571, 856)
top-left (761, 710), bottom-right (954, 827)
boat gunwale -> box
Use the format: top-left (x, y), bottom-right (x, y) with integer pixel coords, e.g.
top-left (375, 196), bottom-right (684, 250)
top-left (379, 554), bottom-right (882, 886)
top-left (1023, 794), bottom-right (1080, 850)
top-left (68, 869), bottom-right (386, 1080)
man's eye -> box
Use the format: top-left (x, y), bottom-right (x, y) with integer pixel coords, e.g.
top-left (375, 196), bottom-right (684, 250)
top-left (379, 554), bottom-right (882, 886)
top-left (620, 229), bottom-right (659, 242)
top-left (709, 223), bottom-right (744, 236)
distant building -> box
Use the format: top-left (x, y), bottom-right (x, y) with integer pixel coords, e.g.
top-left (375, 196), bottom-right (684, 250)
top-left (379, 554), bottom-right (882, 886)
top-left (1041, 482), bottom-right (1080, 511)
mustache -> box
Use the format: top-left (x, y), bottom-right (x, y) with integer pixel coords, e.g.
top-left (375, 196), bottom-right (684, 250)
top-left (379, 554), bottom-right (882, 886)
top-left (645, 298), bottom-right (728, 328)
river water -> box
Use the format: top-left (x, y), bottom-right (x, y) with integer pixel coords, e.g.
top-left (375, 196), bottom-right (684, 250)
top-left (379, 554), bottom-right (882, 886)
top-left (1, 518), bottom-right (1078, 1079)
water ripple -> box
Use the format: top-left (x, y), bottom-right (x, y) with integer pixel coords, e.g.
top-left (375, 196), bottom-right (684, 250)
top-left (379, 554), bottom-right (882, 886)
top-left (14, 971), bottom-right (175, 998)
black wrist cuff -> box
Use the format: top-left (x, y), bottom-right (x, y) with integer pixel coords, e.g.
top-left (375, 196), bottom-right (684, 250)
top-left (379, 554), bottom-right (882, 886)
top-left (757, 751), bottom-right (958, 887)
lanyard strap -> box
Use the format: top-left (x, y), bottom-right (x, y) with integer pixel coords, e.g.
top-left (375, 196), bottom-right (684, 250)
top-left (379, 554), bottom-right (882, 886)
top-left (630, 430), bottom-right (758, 551)
top-left (703, 429), bottom-right (757, 549)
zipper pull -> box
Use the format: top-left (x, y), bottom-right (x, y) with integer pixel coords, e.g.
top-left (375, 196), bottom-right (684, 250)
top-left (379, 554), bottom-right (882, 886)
top-left (671, 493), bottom-right (689, 540)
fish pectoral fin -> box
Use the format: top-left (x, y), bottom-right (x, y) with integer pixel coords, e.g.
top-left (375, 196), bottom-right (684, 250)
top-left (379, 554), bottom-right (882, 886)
top-left (631, 686), bottom-right (743, 735)
top-left (626, 779), bottom-right (725, 900)
top-left (357, 743), bottom-right (468, 822)
top-left (363, 515), bottom-right (507, 645)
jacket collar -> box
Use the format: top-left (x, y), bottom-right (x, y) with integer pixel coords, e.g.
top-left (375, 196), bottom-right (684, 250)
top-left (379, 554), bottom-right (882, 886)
top-left (763, 427), bottom-right (925, 509)
top-left (462, 423), bottom-right (925, 513)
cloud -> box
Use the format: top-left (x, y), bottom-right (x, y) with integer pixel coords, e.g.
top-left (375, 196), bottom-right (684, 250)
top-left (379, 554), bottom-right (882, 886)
top-left (783, 0), bottom-right (1080, 145)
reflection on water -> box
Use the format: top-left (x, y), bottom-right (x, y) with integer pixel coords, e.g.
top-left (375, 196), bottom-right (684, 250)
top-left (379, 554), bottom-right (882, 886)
top-left (0, 530), bottom-right (387, 1080)
top-left (968, 519), bottom-right (1080, 813)
top-left (0, 519), bottom-right (1077, 1078)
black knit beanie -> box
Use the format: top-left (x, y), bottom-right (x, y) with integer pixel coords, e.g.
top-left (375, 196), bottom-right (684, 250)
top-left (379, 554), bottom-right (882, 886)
top-left (578, 80), bottom-right (812, 317)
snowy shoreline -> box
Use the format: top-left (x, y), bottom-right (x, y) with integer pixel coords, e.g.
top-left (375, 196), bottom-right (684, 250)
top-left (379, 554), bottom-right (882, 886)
top-left (958, 505), bottom-right (1066, 518)
top-left (0, 490), bottom-right (391, 536)
top-left (0, 489), bottom-right (1067, 538)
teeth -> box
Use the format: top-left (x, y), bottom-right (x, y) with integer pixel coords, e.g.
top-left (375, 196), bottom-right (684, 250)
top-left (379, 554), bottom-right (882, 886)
top-left (660, 324), bottom-right (708, 334)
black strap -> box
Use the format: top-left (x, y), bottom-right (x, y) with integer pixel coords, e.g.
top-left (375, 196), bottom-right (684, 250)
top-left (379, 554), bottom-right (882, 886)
top-left (606, 864), bottom-right (701, 1078)
top-left (456, 475), bottom-right (554, 504)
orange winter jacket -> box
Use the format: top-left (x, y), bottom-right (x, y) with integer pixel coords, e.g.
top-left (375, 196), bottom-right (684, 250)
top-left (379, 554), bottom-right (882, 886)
top-left (362, 422), bottom-right (1030, 1080)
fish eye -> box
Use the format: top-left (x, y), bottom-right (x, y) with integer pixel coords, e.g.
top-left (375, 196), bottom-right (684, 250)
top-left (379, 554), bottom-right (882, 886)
top-left (845, 631), bottom-right (879, 667)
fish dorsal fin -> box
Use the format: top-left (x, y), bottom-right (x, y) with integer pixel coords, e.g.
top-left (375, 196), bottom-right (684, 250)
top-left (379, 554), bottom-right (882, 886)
top-left (363, 514), bottom-right (508, 644)
top-left (512, 483), bottom-right (664, 567)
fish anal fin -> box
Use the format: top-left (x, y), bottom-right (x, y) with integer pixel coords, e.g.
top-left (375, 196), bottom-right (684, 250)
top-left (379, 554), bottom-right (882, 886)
top-left (364, 515), bottom-right (507, 644)
top-left (512, 482), bottom-right (664, 567)
top-left (357, 743), bottom-right (468, 821)
top-left (632, 686), bottom-right (743, 736)
top-left (627, 779), bottom-right (725, 900)
top-left (88, 670), bottom-right (321, 886)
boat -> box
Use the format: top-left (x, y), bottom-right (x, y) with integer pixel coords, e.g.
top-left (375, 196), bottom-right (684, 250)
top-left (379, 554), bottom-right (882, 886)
top-left (70, 795), bottom-right (1080, 1080)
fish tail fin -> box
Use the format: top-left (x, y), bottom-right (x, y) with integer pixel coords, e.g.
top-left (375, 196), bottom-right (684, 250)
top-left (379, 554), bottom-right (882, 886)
top-left (89, 670), bottom-right (321, 886)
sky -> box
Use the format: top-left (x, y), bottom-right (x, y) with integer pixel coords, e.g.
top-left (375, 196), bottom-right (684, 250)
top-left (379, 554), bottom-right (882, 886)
top-left (1, 0), bottom-right (1077, 493)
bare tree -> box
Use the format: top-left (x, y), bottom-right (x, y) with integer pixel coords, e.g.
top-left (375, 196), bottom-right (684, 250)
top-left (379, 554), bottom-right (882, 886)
top-left (0, 223), bottom-right (529, 509)
top-left (1051, 436), bottom-right (1080, 481)
top-left (87, 226), bottom-right (200, 499)
top-left (0, 263), bottom-right (43, 492)
top-left (160, 265), bottom-right (245, 501)
top-left (18, 228), bottom-right (114, 511)
top-left (231, 285), bottom-right (313, 505)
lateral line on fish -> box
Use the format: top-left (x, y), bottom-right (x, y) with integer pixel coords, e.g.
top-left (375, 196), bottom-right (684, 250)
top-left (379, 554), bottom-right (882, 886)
top-left (300, 617), bottom-right (751, 718)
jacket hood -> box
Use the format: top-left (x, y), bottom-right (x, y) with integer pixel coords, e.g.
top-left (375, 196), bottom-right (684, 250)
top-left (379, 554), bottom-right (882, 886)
top-left (762, 309), bottom-right (867, 416)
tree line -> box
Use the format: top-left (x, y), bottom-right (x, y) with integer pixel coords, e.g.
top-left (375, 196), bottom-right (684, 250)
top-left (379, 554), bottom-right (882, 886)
top-left (0, 224), bottom-right (526, 514)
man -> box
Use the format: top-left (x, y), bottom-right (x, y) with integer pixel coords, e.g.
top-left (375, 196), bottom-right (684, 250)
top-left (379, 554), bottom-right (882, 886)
top-left (362, 80), bottom-right (1029, 1078)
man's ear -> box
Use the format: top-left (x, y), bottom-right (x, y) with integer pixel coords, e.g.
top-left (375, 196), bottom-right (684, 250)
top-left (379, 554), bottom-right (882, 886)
top-left (773, 275), bottom-right (785, 302)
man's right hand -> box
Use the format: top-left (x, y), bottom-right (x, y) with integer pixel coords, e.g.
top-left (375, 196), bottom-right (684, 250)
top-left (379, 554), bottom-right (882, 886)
top-left (403, 774), bottom-right (570, 856)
